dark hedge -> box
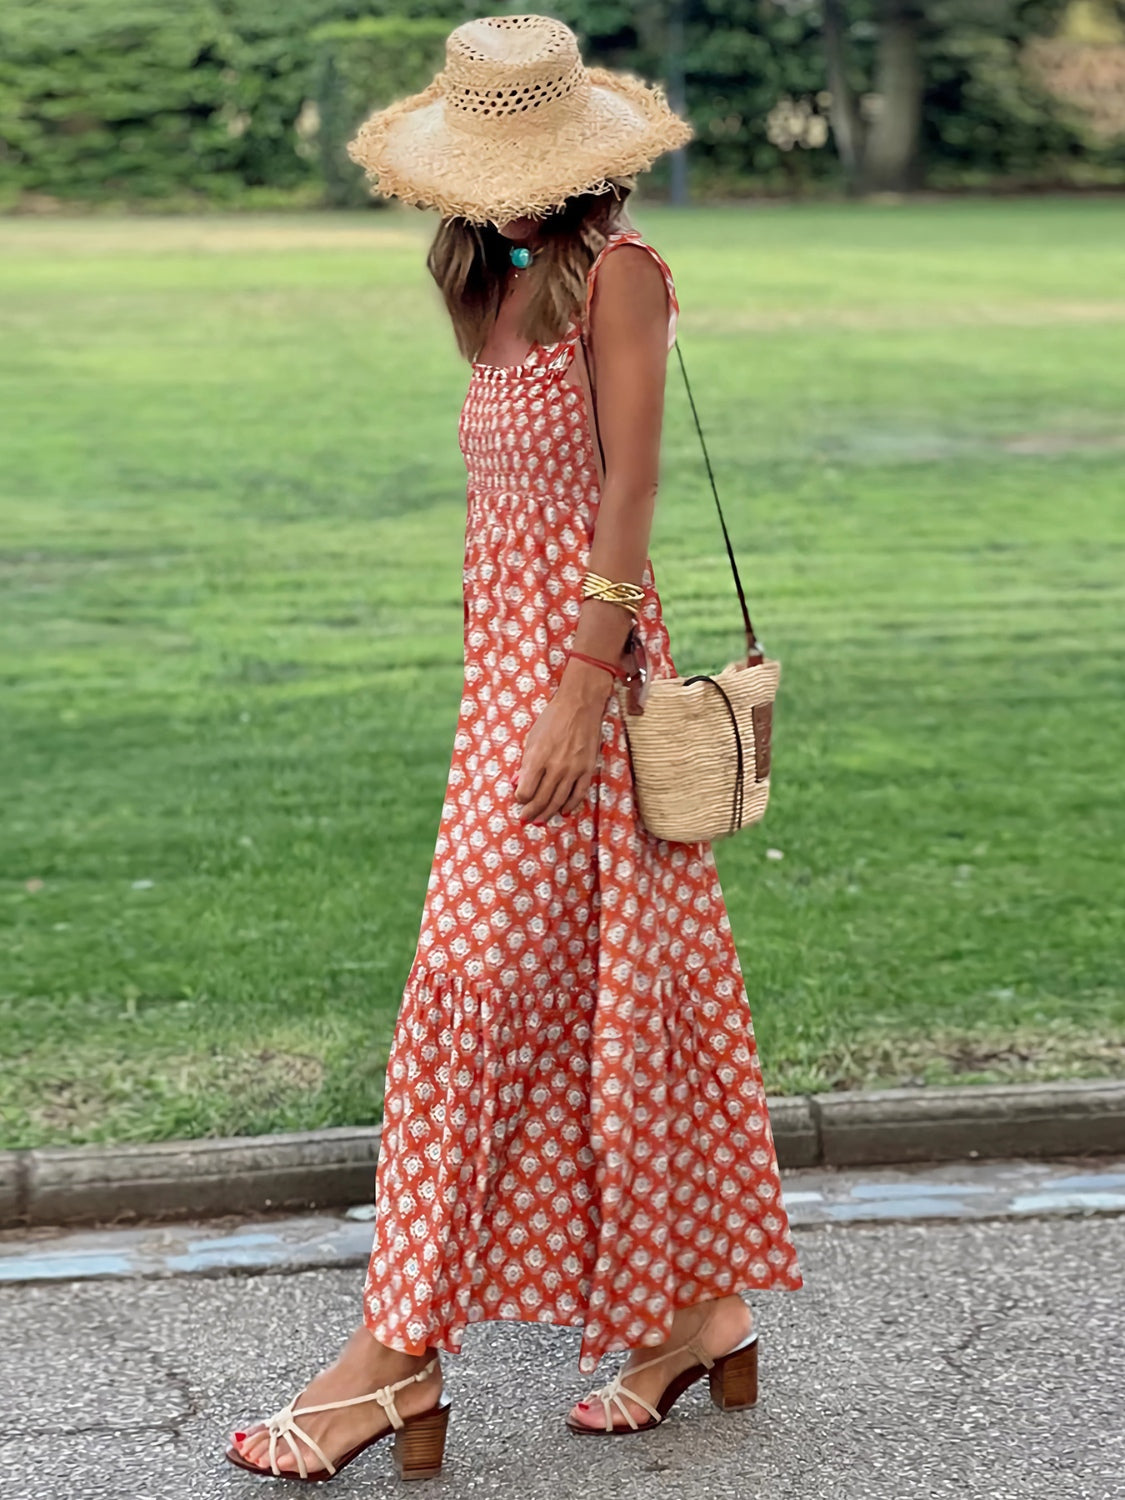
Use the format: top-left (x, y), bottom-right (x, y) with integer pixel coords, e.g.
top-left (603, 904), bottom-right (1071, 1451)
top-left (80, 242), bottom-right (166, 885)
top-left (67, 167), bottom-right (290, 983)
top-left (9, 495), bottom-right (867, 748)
top-left (0, 0), bottom-right (1121, 207)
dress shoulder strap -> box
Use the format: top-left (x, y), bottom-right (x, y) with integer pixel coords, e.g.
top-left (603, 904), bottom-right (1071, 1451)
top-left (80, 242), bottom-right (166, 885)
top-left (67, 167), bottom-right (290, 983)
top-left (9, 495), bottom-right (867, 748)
top-left (583, 230), bottom-right (679, 350)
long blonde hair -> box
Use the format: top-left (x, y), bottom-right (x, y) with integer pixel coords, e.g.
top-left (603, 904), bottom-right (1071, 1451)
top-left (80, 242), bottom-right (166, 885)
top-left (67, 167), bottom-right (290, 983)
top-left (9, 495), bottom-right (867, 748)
top-left (427, 178), bottom-right (636, 362)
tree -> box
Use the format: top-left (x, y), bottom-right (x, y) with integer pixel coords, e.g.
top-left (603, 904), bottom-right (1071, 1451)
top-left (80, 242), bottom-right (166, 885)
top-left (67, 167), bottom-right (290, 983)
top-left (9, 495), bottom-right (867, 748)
top-left (864, 0), bottom-right (925, 188)
top-left (820, 0), bottom-right (1080, 193)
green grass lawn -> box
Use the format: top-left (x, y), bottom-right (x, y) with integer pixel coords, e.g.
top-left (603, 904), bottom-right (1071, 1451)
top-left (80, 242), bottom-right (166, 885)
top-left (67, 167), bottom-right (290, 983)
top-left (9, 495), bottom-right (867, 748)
top-left (2, 198), bottom-right (1123, 1149)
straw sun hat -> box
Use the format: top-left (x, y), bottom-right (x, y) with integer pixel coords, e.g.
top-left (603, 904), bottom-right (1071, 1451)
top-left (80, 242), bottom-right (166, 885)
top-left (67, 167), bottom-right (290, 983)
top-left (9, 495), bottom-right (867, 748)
top-left (346, 13), bottom-right (695, 228)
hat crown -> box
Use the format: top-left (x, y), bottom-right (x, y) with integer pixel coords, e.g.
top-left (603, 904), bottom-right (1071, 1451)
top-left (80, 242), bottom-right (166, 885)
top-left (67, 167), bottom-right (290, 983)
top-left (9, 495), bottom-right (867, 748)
top-left (442, 15), bottom-right (589, 135)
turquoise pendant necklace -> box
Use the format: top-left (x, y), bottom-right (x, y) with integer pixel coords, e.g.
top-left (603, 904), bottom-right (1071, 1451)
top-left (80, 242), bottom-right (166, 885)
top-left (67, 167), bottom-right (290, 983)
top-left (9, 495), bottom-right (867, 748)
top-left (509, 245), bottom-right (534, 269)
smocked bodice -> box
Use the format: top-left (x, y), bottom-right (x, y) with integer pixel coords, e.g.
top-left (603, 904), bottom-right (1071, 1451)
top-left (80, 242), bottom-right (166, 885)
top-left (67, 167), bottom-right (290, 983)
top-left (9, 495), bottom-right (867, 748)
top-left (458, 329), bottom-right (602, 520)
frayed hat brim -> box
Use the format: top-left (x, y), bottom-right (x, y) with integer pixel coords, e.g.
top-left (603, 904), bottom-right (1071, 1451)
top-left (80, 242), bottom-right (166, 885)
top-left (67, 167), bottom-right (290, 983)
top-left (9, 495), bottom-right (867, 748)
top-left (347, 67), bottom-right (694, 227)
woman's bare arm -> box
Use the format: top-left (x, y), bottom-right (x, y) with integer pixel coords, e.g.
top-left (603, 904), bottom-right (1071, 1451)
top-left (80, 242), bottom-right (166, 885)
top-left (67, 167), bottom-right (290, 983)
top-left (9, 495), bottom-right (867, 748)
top-left (569, 243), bottom-right (671, 663)
top-left (514, 245), bottom-right (671, 824)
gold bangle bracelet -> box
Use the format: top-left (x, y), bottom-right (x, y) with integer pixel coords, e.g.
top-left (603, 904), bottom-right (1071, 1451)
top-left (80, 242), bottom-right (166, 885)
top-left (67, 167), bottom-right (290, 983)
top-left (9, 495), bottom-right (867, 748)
top-left (581, 570), bottom-right (645, 620)
top-left (581, 590), bottom-right (638, 620)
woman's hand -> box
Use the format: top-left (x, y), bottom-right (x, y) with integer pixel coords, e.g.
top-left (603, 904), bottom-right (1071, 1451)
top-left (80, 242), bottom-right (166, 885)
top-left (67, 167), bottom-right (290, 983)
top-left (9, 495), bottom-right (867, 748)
top-left (515, 661), bottom-right (613, 823)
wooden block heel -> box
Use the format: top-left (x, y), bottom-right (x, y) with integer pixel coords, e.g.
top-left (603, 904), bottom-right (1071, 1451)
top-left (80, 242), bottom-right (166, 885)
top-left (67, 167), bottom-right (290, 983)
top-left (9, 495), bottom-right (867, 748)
top-left (708, 1333), bottom-right (759, 1410)
top-left (567, 1309), bottom-right (759, 1436)
top-left (394, 1399), bottom-right (451, 1481)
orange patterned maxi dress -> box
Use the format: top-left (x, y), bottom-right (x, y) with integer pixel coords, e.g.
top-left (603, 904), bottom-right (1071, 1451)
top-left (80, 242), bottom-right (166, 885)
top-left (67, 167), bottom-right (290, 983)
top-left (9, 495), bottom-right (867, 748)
top-left (362, 232), bottom-right (803, 1376)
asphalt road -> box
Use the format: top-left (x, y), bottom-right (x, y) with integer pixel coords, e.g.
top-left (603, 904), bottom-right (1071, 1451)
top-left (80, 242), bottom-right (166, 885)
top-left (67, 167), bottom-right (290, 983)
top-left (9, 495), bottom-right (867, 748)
top-left (5, 1208), bottom-right (1123, 1500)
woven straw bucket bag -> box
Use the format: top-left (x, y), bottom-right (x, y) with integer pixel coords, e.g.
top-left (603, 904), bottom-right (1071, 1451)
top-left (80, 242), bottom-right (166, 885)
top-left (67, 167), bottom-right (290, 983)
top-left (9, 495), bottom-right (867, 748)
top-left (577, 324), bottom-right (779, 845)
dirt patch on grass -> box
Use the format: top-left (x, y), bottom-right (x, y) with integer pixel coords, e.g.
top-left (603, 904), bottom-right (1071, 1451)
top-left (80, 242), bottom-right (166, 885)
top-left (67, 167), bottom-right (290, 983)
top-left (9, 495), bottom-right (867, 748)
top-left (775, 1023), bottom-right (1125, 1095)
top-left (0, 220), bottom-right (421, 256)
top-left (697, 300), bottom-right (1125, 334)
top-left (1001, 431), bottom-right (1125, 455)
top-left (28, 1049), bottom-right (325, 1139)
top-left (801, 423), bottom-right (1125, 463)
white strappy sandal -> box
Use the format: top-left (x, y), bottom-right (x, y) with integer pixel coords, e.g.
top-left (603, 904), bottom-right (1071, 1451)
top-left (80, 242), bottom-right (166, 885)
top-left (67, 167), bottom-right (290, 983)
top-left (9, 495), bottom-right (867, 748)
top-left (566, 1316), bottom-right (759, 1436)
top-left (225, 1357), bottom-right (451, 1483)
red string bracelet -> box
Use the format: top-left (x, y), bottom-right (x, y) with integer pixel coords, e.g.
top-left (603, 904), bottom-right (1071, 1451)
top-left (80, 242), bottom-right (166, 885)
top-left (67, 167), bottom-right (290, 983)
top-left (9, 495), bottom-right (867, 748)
top-left (566, 648), bottom-right (626, 680)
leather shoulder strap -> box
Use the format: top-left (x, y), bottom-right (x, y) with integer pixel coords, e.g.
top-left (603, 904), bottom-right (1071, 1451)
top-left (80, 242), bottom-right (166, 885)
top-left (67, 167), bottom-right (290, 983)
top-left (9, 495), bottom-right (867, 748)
top-left (570, 332), bottom-right (603, 492)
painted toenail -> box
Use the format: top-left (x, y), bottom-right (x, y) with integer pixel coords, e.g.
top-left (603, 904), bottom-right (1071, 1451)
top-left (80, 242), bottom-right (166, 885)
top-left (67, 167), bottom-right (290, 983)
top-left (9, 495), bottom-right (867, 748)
top-left (233, 1432), bottom-right (247, 1443)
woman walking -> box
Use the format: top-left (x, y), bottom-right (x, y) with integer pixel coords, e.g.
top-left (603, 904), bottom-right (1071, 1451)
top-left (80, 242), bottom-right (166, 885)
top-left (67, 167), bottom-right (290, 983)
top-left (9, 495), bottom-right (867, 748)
top-left (226, 14), bottom-right (801, 1482)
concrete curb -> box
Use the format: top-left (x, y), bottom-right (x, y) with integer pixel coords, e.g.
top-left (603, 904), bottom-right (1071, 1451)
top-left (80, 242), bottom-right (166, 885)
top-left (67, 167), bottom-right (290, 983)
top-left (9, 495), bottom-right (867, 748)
top-left (12, 1128), bottom-right (383, 1230)
top-left (811, 1078), bottom-right (1125, 1167)
top-left (3, 1079), bottom-right (1123, 1230)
